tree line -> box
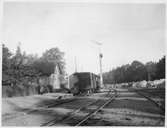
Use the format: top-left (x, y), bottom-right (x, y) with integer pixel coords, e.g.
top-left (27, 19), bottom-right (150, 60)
top-left (103, 56), bottom-right (165, 84)
top-left (2, 43), bottom-right (66, 87)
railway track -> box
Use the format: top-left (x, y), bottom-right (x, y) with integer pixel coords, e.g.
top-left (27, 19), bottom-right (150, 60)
top-left (3, 90), bottom-right (112, 122)
top-left (41, 89), bottom-right (118, 126)
top-left (130, 88), bottom-right (165, 114)
top-left (130, 88), bottom-right (165, 126)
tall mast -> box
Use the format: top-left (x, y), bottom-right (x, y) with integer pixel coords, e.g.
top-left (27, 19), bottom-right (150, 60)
top-left (91, 40), bottom-right (104, 88)
top-left (99, 52), bottom-right (103, 88)
top-left (74, 56), bottom-right (77, 72)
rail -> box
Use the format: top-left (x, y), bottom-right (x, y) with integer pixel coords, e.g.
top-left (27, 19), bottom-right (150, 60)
top-left (134, 89), bottom-right (165, 113)
top-left (75, 89), bottom-right (117, 126)
top-left (41, 89), bottom-right (118, 126)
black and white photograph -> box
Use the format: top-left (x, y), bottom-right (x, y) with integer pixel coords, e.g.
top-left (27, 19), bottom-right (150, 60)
top-left (1, 0), bottom-right (166, 126)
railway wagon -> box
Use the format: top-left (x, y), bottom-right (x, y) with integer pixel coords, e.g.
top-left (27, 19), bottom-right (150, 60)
top-left (69, 72), bottom-right (100, 95)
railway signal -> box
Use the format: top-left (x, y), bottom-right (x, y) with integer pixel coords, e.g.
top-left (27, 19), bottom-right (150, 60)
top-left (99, 53), bottom-right (103, 88)
top-left (91, 40), bottom-right (104, 88)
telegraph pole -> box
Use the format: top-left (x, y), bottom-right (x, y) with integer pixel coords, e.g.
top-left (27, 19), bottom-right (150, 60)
top-left (74, 56), bottom-right (77, 72)
top-left (99, 52), bottom-right (103, 88)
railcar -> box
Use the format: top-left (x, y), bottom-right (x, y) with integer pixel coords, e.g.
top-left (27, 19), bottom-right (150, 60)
top-left (69, 72), bottom-right (100, 95)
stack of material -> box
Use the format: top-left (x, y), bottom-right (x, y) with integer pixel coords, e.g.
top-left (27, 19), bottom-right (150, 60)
top-left (154, 79), bottom-right (165, 88)
top-left (139, 80), bottom-right (147, 88)
top-left (132, 82), bottom-right (140, 88)
top-left (132, 80), bottom-right (147, 88)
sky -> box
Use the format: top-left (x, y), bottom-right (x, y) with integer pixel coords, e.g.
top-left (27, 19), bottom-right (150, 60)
top-left (2, 2), bottom-right (165, 75)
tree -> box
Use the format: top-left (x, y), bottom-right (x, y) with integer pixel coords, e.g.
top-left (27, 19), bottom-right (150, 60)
top-left (40, 48), bottom-right (66, 75)
top-left (145, 62), bottom-right (157, 81)
top-left (156, 56), bottom-right (165, 79)
top-left (25, 54), bottom-right (38, 65)
top-left (103, 71), bottom-right (114, 84)
top-left (2, 44), bottom-right (41, 87)
top-left (103, 56), bottom-right (165, 85)
top-left (2, 44), bottom-right (13, 85)
top-left (33, 59), bottom-right (55, 76)
top-left (2, 44), bottom-right (12, 71)
top-left (129, 61), bottom-right (147, 81)
top-left (103, 60), bottom-right (148, 84)
top-left (9, 45), bottom-right (25, 80)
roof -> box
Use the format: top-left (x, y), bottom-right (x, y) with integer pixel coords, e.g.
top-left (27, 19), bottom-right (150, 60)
top-left (71, 72), bottom-right (99, 77)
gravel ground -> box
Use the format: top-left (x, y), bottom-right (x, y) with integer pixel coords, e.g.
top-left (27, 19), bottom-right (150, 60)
top-left (93, 88), bottom-right (165, 126)
top-left (2, 93), bottom-right (73, 126)
top-left (2, 88), bottom-right (165, 126)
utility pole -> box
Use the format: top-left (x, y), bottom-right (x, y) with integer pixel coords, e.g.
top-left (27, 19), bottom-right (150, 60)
top-left (91, 40), bottom-right (104, 88)
top-left (99, 53), bottom-right (103, 88)
top-left (74, 56), bottom-right (77, 72)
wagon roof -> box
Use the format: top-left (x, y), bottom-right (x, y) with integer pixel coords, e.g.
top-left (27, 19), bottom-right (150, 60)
top-left (71, 72), bottom-right (99, 77)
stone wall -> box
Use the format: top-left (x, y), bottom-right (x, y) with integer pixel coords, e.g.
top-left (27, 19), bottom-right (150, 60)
top-left (2, 84), bottom-right (38, 97)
